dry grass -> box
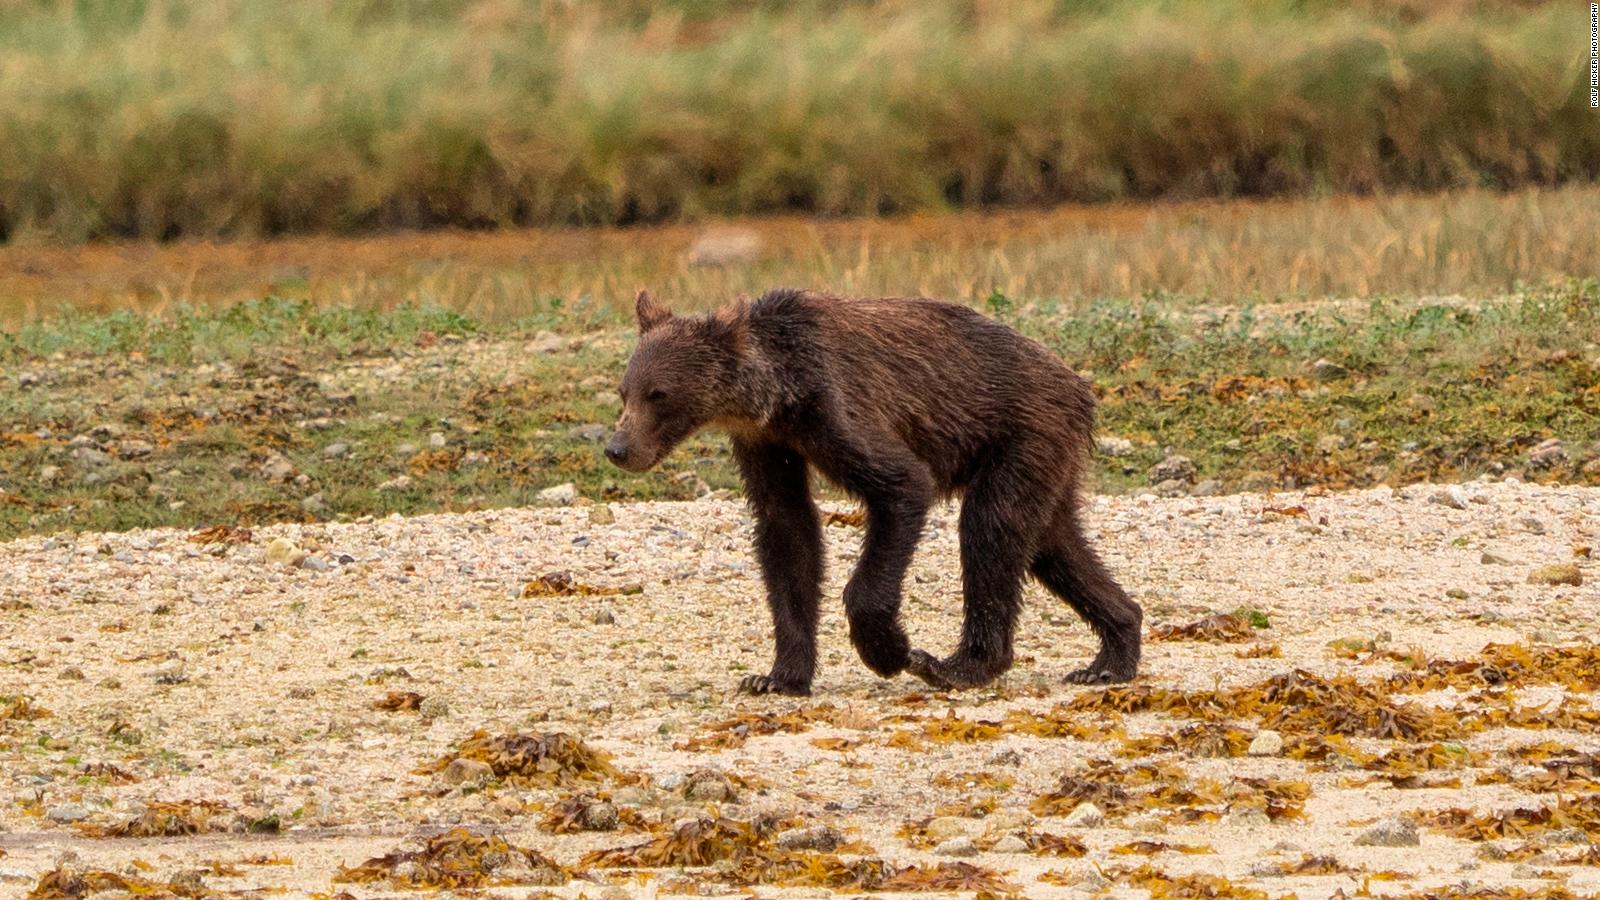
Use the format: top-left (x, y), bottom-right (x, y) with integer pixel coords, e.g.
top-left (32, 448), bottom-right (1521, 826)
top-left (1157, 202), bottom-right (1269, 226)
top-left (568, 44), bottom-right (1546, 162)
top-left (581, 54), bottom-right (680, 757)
top-left (3, 186), bottom-right (1597, 328)
top-left (0, 0), bottom-right (1592, 243)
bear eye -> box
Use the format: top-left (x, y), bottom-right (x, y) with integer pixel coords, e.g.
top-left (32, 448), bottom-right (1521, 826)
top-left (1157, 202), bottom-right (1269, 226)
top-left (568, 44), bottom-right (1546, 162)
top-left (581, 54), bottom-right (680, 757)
top-left (646, 389), bottom-right (668, 403)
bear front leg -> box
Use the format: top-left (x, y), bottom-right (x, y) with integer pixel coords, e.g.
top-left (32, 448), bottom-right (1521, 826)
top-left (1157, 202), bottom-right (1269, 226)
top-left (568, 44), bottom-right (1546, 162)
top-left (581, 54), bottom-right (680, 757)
top-left (842, 492), bottom-right (929, 678)
top-left (733, 440), bottom-right (824, 696)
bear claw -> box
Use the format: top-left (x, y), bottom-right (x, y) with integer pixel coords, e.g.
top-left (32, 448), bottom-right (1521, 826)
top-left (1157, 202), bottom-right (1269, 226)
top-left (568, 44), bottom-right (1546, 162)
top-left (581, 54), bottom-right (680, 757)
top-left (737, 673), bottom-right (811, 696)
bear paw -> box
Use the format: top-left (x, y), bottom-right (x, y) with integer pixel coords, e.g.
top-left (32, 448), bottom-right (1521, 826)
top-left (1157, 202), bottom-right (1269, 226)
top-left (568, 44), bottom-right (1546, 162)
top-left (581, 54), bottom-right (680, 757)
top-left (737, 673), bottom-right (811, 696)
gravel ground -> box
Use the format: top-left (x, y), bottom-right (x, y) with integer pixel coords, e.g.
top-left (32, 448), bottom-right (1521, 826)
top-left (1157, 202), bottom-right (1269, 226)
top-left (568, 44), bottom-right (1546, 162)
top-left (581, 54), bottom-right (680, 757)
top-left (1, 480), bottom-right (1597, 898)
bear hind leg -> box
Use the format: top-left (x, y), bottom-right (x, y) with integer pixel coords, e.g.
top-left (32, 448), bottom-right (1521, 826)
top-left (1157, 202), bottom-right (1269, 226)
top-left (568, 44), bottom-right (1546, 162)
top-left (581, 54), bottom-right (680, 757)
top-left (1031, 501), bottom-right (1141, 684)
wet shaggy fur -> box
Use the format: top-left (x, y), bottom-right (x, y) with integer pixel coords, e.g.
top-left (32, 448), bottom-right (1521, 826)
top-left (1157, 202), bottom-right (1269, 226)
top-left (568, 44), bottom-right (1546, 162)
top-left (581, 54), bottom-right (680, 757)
top-left (606, 288), bottom-right (1141, 694)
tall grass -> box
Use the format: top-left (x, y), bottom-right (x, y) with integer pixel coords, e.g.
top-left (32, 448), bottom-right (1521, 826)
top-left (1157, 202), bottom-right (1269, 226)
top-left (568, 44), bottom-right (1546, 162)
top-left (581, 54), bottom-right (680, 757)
top-left (0, 0), bottom-right (1593, 243)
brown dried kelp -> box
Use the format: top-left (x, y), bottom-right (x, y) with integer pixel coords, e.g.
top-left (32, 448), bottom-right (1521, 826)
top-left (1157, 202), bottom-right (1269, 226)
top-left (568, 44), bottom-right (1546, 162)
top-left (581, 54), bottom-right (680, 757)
top-left (418, 730), bottom-right (625, 787)
top-left (336, 827), bottom-right (565, 889)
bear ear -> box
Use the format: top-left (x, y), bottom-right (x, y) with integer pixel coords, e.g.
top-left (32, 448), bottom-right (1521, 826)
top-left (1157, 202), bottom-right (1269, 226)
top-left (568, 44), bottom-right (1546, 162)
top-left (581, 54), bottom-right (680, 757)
top-left (711, 295), bottom-right (751, 355)
top-left (635, 289), bottom-right (672, 333)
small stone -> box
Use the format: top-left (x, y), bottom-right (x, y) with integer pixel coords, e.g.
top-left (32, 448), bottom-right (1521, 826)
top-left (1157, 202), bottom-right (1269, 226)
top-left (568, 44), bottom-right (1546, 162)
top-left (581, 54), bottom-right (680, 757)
top-left (570, 424), bottom-right (608, 443)
top-left (1528, 564), bottom-right (1582, 587)
top-left (418, 696), bottom-right (450, 719)
top-left (116, 439), bottom-right (154, 458)
top-left (776, 825), bottom-right (844, 852)
top-left (1480, 552), bottom-right (1510, 565)
top-left (1191, 479), bottom-right (1223, 497)
top-left (581, 800), bottom-right (621, 831)
top-left (1095, 436), bottom-right (1135, 457)
top-left (684, 772), bottom-right (735, 803)
top-left (394, 442), bottom-right (419, 457)
top-left (1528, 437), bottom-right (1567, 468)
top-left (258, 452), bottom-right (295, 483)
top-left (428, 431), bottom-right (447, 449)
top-left (46, 803), bottom-right (91, 824)
top-left (1062, 801), bottom-right (1105, 828)
top-left (530, 331), bottom-right (567, 354)
top-left (1445, 588), bottom-right (1469, 599)
top-left (1149, 454), bottom-right (1196, 485)
top-left (301, 493), bottom-right (329, 516)
top-left (1354, 817), bottom-right (1420, 847)
top-left (1248, 730), bottom-right (1284, 757)
top-left (925, 816), bottom-right (974, 841)
top-left (1408, 393), bottom-right (1436, 412)
top-left (933, 836), bottom-right (978, 857)
top-left (538, 483), bottom-right (578, 506)
top-left (1310, 358), bottom-right (1348, 381)
top-left (1153, 478), bottom-right (1188, 498)
top-left (991, 834), bottom-right (1030, 854)
top-left (71, 446), bottom-right (109, 467)
top-left (460, 451), bottom-right (489, 468)
top-left (264, 538), bottom-right (306, 567)
top-left (377, 475), bottom-right (413, 492)
top-left (441, 757), bottom-right (493, 785)
top-left (1518, 517), bottom-right (1546, 534)
top-left (592, 608), bottom-right (616, 625)
top-left (1316, 434), bottom-right (1346, 453)
top-left (321, 443), bottom-right (350, 459)
top-left (588, 700), bottom-right (612, 715)
top-left (588, 504), bottom-right (616, 525)
top-left (1430, 486), bottom-right (1471, 510)
top-left (298, 555), bottom-right (330, 572)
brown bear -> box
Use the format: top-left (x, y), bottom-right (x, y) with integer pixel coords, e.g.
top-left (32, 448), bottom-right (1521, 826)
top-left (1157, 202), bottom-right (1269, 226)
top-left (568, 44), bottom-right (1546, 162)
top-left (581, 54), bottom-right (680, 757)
top-left (605, 288), bottom-right (1140, 695)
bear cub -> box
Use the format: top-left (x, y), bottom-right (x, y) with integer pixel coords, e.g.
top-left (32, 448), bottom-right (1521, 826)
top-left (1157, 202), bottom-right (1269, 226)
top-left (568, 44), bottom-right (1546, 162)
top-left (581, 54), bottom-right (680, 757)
top-left (605, 288), bottom-right (1140, 694)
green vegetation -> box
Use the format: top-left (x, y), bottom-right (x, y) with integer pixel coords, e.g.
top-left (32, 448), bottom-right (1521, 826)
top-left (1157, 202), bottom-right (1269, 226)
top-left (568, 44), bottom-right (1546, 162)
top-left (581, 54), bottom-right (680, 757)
top-left (1, 0), bottom-right (1593, 243)
top-left (3, 280), bottom-right (1596, 541)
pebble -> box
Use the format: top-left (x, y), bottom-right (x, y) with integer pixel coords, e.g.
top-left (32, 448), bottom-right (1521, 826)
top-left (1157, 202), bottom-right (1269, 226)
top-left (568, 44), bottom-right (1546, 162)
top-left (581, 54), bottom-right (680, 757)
top-left (530, 331), bottom-right (567, 354)
top-left (925, 816), bottom-right (974, 841)
top-left (428, 431), bottom-right (447, 449)
top-left (1247, 730), bottom-right (1284, 756)
top-left (440, 758), bottom-right (493, 785)
top-left (588, 504), bottom-right (616, 525)
top-left (45, 803), bottom-right (91, 824)
top-left (684, 772), bottom-right (735, 802)
top-left (1310, 358), bottom-right (1348, 380)
top-left (990, 834), bottom-right (1030, 854)
top-left (581, 800), bottom-right (621, 831)
top-left (1479, 552), bottom-right (1509, 565)
top-left (1149, 454), bottom-right (1196, 485)
top-left (570, 424), bottom-right (608, 443)
top-left (299, 555), bottom-right (330, 572)
top-left (1062, 801), bottom-right (1105, 828)
top-left (776, 825), bottom-right (844, 852)
top-left (538, 483), bottom-right (578, 506)
top-left (1354, 817), bottom-right (1420, 847)
top-left (322, 443), bottom-right (350, 459)
top-left (592, 608), bottom-right (616, 625)
top-left (377, 475), bottom-right (413, 492)
top-left (1095, 435), bottom-right (1135, 457)
top-left (264, 538), bottom-right (306, 567)
top-left (418, 696), bottom-right (450, 719)
top-left (1527, 564), bottom-right (1582, 586)
top-left (1527, 437), bottom-right (1566, 468)
top-left (1430, 485), bottom-right (1471, 510)
top-left (933, 836), bottom-right (978, 857)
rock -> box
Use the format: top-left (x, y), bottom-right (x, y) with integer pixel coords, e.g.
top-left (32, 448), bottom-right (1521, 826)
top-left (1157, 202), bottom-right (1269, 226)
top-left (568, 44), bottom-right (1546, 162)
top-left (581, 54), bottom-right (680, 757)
top-left (933, 836), bottom-right (978, 857)
top-left (258, 452), bottom-right (295, 483)
top-left (322, 443), bottom-right (350, 459)
top-left (1191, 479), bottom-right (1223, 497)
top-left (71, 446), bottom-right (109, 467)
top-left (1430, 486), bottom-right (1471, 510)
top-left (1354, 817), bottom-right (1420, 847)
top-left (1407, 393), bottom-right (1436, 412)
top-left (1149, 454), bottom-right (1196, 485)
top-left (991, 834), bottom-right (1030, 854)
top-left (394, 442), bottom-right (419, 457)
top-left (530, 331), bottom-right (567, 354)
top-left (1316, 434), bottom-right (1346, 453)
top-left (1095, 436), bottom-right (1135, 457)
top-left (441, 757), bottom-right (493, 785)
top-left (537, 483), bottom-right (578, 506)
top-left (264, 538), bottom-right (306, 567)
top-left (592, 608), bottom-right (616, 625)
top-left (1480, 552), bottom-right (1510, 565)
top-left (687, 229), bottom-right (761, 267)
top-left (588, 504), bottom-right (616, 525)
top-left (1062, 801), bottom-right (1105, 828)
top-left (377, 475), bottom-right (413, 492)
top-left (1517, 517), bottom-right (1546, 534)
top-left (18, 371), bottom-right (41, 387)
top-left (1310, 358), bottom-right (1348, 381)
top-left (1528, 438), bottom-right (1567, 468)
top-left (581, 800), bottom-right (620, 831)
top-left (925, 816), bottom-right (974, 841)
top-left (418, 696), bottom-right (450, 719)
top-left (460, 451), bottom-right (489, 468)
top-left (1445, 588), bottom-right (1469, 599)
top-left (427, 431), bottom-right (447, 449)
top-left (1247, 730), bottom-right (1284, 757)
top-left (301, 493), bottom-right (329, 516)
top-left (776, 825), bottom-right (844, 852)
top-left (298, 555), bottom-right (330, 572)
top-left (570, 424), bottom-right (608, 443)
top-left (685, 771), bottom-right (736, 802)
top-left (116, 439), bottom-right (154, 458)
top-left (1153, 478), bottom-right (1188, 498)
top-left (46, 803), bottom-right (91, 824)
top-left (1528, 564), bottom-right (1582, 586)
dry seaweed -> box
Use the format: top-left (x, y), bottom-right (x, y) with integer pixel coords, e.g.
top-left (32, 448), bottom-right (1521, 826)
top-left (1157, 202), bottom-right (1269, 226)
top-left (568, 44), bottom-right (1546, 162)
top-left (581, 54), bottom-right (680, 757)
top-left (1102, 863), bottom-right (1273, 900)
top-left (1120, 723), bottom-right (1254, 759)
top-left (372, 690), bottom-right (423, 711)
top-left (674, 704), bottom-right (847, 751)
top-left (0, 694), bottom-right (51, 721)
top-left (418, 730), bottom-right (625, 787)
top-left (1111, 840), bottom-right (1215, 855)
top-left (77, 800), bottom-right (272, 838)
top-left (1150, 612), bottom-right (1257, 643)
top-left (335, 827), bottom-right (565, 889)
top-left (1387, 643), bottom-right (1600, 694)
top-left (520, 571), bottom-right (627, 597)
top-left (1024, 831), bottom-right (1088, 857)
top-left (27, 867), bottom-right (220, 900)
top-left (1415, 794), bottom-right (1600, 841)
top-left (187, 525), bottom-right (253, 545)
